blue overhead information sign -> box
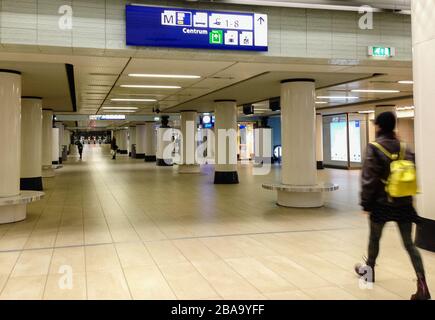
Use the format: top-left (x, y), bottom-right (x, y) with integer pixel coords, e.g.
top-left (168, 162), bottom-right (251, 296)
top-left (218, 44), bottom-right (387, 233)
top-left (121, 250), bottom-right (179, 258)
top-left (126, 5), bottom-right (268, 51)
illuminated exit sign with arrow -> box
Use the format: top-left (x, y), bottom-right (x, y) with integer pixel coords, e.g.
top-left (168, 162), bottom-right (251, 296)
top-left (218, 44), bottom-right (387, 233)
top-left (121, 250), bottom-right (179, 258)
top-left (368, 46), bottom-right (396, 58)
top-left (126, 5), bottom-right (268, 51)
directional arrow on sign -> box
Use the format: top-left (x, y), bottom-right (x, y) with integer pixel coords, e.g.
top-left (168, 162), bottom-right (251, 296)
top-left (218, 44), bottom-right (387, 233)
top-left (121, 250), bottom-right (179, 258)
top-left (257, 17), bottom-right (265, 24)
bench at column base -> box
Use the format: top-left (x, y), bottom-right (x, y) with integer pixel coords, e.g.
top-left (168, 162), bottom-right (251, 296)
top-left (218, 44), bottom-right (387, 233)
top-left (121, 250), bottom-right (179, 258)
top-left (262, 183), bottom-right (339, 208)
top-left (214, 171), bottom-right (239, 184)
top-left (145, 155), bottom-right (157, 162)
top-left (135, 153), bottom-right (145, 159)
top-left (118, 150), bottom-right (128, 155)
top-left (42, 166), bottom-right (55, 178)
top-left (0, 191), bottom-right (44, 224)
top-left (20, 177), bottom-right (43, 191)
top-left (416, 217), bottom-right (435, 252)
top-left (178, 164), bottom-right (201, 174)
top-left (157, 158), bottom-right (173, 166)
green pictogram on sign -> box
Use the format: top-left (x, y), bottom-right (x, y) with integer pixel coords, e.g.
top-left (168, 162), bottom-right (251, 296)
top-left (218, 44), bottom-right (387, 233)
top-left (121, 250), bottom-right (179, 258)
top-left (210, 30), bottom-right (223, 44)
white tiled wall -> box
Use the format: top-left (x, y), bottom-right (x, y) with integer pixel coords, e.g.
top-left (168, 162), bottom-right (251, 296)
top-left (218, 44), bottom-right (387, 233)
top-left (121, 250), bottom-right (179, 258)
top-left (0, 0), bottom-right (412, 61)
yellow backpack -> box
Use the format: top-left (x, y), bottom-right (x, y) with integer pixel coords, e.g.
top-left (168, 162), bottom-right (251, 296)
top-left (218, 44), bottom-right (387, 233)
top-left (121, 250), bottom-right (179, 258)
top-left (370, 142), bottom-right (418, 198)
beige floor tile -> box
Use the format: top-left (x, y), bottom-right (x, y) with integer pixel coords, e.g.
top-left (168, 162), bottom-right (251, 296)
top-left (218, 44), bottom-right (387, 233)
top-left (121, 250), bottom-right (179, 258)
top-left (192, 260), bottom-right (262, 299)
top-left (115, 242), bottom-right (154, 268)
top-left (225, 257), bottom-right (295, 293)
top-left (43, 273), bottom-right (87, 300)
top-left (87, 269), bottom-right (131, 300)
top-left (85, 244), bottom-right (122, 272)
top-left (377, 278), bottom-right (417, 299)
top-left (172, 239), bottom-right (220, 263)
top-left (11, 249), bottom-right (53, 278)
top-left (0, 276), bottom-right (46, 300)
top-left (49, 247), bottom-right (86, 275)
top-left (160, 262), bottom-right (220, 300)
top-left (123, 265), bottom-right (176, 300)
top-left (341, 283), bottom-right (403, 300)
top-left (0, 252), bottom-right (20, 274)
top-left (146, 241), bottom-right (188, 266)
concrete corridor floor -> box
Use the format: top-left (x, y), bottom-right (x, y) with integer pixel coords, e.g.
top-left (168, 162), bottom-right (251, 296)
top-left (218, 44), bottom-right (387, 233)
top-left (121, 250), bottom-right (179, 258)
top-left (0, 144), bottom-right (434, 300)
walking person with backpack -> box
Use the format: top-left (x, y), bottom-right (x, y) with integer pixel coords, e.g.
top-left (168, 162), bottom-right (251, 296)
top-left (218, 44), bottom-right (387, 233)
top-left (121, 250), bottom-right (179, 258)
top-left (355, 111), bottom-right (431, 300)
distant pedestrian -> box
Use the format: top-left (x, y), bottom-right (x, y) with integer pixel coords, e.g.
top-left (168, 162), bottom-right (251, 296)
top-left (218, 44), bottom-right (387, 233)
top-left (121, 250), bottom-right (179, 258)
top-left (111, 137), bottom-right (118, 160)
top-left (355, 111), bottom-right (430, 300)
top-left (75, 140), bottom-right (84, 160)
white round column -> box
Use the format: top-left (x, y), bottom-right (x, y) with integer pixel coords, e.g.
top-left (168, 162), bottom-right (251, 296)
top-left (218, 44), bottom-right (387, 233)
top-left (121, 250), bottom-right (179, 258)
top-left (156, 116), bottom-right (173, 166)
top-left (135, 124), bottom-right (146, 159)
top-left (278, 79), bottom-right (322, 207)
top-left (144, 122), bottom-right (157, 162)
top-left (55, 122), bottom-right (65, 163)
top-left (118, 130), bottom-right (128, 155)
top-left (412, 0), bottom-right (435, 251)
top-left (179, 111), bottom-right (200, 173)
top-left (214, 100), bottom-right (239, 184)
top-left (20, 97), bottom-right (43, 191)
top-left (0, 70), bottom-right (26, 223)
top-left (52, 127), bottom-right (60, 166)
top-left (316, 114), bottom-right (324, 169)
top-left (128, 126), bottom-right (136, 157)
top-left (42, 109), bottom-right (55, 177)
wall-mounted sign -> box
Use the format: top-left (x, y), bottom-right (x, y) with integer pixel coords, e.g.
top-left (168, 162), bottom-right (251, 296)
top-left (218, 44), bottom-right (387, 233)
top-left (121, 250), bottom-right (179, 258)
top-left (89, 115), bottom-right (126, 120)
top-left (126, 5), bottom-right (268, 51)
top-left (368, 46), bottom-right (396, 58)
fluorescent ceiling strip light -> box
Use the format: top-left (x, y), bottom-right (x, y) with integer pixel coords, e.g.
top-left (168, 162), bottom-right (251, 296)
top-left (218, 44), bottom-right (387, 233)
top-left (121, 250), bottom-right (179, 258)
top-left (103, 107), bottom-right (139, 110)
top-left (317, 96), bottom-right (359, 100)
top-left (315, 101), bottom-right (328, 104)
top-left (102, 110), bottom-right (137, 113)
top-left (358, 110), bottom-right (375, 114)
top-left (398, 80), bottom-right (414, 84)
top-left (120, 85), bottom-right (181, 89)
top-left (351, 89), bottom-right (400, 93)
top-left (128, 74), bottom-right (200, 79)
top-left (110, 98), bottom-right (157, 102)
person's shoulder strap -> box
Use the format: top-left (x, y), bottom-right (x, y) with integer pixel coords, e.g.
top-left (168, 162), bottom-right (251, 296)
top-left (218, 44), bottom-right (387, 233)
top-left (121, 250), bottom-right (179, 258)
top-left (370, 142), bottom-right (397, 161)
top-left (399, 142), bottom-right (407, 160)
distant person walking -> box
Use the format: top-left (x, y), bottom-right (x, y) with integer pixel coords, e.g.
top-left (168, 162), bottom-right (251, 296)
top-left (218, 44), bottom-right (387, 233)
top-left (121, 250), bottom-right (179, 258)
top-left (111, 137), bottom-right (118, 160)
top-left (355, 111), bottom-right (431, 300)
top-left (75, 140), bottom-right (84, 160)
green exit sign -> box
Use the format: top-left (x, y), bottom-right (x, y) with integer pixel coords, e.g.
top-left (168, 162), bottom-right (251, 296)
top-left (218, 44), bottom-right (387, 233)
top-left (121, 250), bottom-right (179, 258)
top-left (368, 46), bottom-right (396, 58)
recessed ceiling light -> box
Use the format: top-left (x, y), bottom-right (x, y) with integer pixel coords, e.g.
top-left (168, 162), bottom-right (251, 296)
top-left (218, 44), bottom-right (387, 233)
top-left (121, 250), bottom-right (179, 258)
top-left (351, 89), bottom-right (400, 93)
top-left (110, 98), bottom-right (157, 102)
top-left (317, 96), bottom-right (359, 100)
top-left (398, 80), bottom-right (414, 84)
top-left (103, 107), bottom-right (139, 110)
top-left (128, 74), bottom-right (201, 79)
top-left (120, 85), bottom-right (181, 89)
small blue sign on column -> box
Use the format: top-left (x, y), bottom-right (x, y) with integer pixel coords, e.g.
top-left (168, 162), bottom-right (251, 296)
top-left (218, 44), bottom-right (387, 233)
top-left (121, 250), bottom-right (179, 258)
top-left (126, 5), bottom-right (268, 52)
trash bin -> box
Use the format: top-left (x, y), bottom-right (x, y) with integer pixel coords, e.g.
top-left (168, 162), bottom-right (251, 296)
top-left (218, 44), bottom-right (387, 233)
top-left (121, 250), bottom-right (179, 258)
top-left (62, 145), bottom-right (68, 161)
top-left (131, 144), bottom-right (136, 158)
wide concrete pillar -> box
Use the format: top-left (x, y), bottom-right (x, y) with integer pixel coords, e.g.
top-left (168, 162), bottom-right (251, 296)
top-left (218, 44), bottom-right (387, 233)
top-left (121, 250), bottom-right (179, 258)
top-left (278, 79), bottom-right (322, 207)
top-left (0, 70), bottom-right (27, 223)
top-left (179, 111), bottom-right (200, 173)
top-left (412, 0), bottom-right (435, 251)
top-left (135, 124), bottom-right (146, 159)
top-left (118, 130), bottom-right (128, 154)
top-left (144, 122), bottom-right (157, 162)
top-left (316, 114), bottom-right (324, 169)
top-left (42, 109), bottom-right (55, 177)
top-left (214, 100), bottom-right (239, 184)
top-left (52, 127), bottom-right (60, 165)
top-left (156, 116), bottom-right (173, 166)
top-left (20, 97), bottom-right (43, 191)
top-left (128, 126), bottom-right (136, 157)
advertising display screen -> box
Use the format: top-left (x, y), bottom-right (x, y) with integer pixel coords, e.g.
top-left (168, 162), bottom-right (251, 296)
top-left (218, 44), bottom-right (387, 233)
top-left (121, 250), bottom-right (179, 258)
top-left (126, 5), bottom-right (268, 51)
top-left (330, 118), bottom-right (348, 162)
top-left (349, 120), bottom-right (362, 163)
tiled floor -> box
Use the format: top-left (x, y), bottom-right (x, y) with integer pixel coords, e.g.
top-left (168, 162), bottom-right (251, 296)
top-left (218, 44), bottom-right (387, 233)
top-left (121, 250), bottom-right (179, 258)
top-left (0, 144), bottom-right (434, 300)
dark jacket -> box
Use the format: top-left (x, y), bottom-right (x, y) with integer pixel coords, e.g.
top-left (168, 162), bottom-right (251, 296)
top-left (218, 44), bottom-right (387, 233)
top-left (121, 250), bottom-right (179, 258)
top-left (360, 132), bottom-right (415, 212)
top-left (111, 138), bottom-right (118, 151)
